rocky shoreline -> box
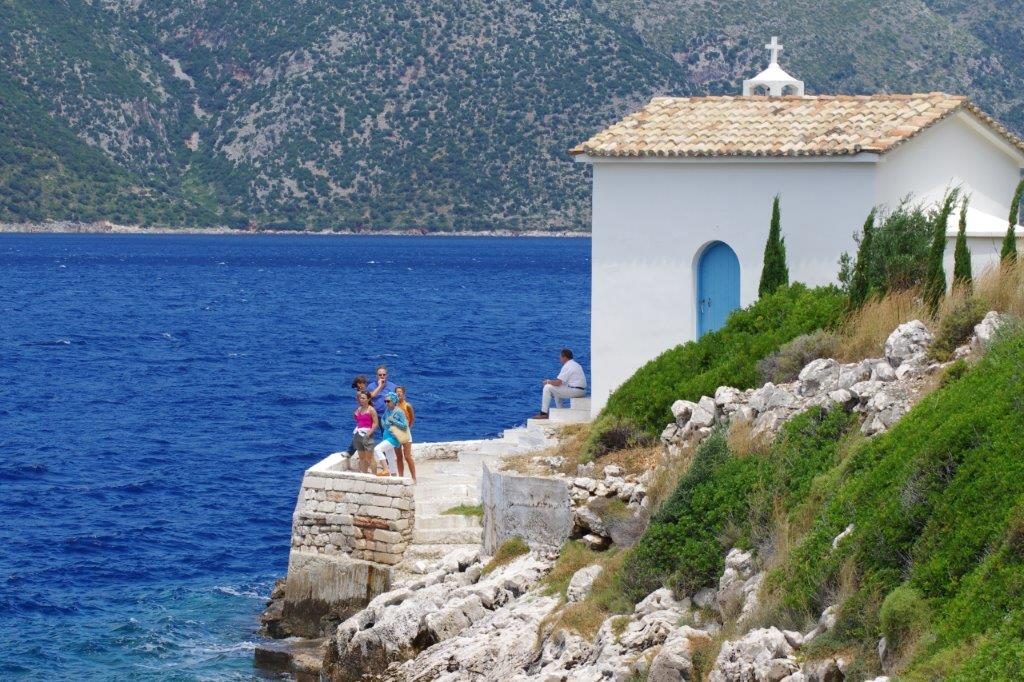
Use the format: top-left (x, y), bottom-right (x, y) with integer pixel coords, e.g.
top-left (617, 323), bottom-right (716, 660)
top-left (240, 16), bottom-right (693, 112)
top-left (0, 220), bottom-right (589, 238)
top-left (257, 312), bottom-right (1007, 681)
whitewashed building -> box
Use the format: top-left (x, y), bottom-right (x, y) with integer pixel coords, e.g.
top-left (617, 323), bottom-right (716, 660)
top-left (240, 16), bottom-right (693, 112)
top-left (572, 38), bottom-right (1024, 414)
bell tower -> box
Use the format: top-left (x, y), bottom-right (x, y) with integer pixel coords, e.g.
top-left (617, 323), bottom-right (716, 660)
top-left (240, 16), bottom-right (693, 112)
top-left (743, 37), bottom-right (805, 96)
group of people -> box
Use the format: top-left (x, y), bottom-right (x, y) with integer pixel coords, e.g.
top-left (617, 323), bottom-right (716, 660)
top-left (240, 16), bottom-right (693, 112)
top-left (347, 365), bottom-right (417, 482)
top-left (345, 349), bottom-right (585, 481)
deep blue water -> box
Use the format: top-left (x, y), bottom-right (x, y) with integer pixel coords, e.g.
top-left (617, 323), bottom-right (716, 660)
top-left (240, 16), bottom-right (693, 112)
top-left (0, 234), bottom-right (590, 680)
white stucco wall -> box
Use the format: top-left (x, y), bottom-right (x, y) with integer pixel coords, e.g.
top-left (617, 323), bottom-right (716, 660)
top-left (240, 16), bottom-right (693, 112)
top-left (589, 158), bottom-right (877, 413)
top-left (876, 113), bottom-right (1023, 220)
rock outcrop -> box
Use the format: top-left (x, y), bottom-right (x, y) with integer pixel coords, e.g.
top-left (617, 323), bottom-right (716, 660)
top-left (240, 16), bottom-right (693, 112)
top-left (661, 316), bottom-right (996, 455)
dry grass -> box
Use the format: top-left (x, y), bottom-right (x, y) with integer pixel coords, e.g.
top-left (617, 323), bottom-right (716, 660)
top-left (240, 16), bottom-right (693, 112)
top-left (643, 442), bottom-right (699, 514)
top-left (501, 423), bottom-right (592, 476)
top-left (834, 288), bottom-right (929, 362)
top-left (973, 259), bottom-right (1024, 317)
top-left (541, 541), bottom-right (607, 598)
top-left (539, 550), bottom-right (632, 641)
top-left (502, 438), bottom-right (658, 480)
top-left (834, 260), bottom-right (1024, 363)
top-left (726, 417), bottom-right (770, 458)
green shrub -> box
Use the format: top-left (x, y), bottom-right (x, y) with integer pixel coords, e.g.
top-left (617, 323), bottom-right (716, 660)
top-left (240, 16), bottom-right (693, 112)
top-left (880, 584), bottom-right (930, 651)
top-left (766, 329), bottom-right (1024, 677)
top-left (939, 359), bottom-right (969, 387)
top-left (839, 199), bottom-right (933, 300)
top-left (930, 297), bottom-right (986, 361)
top-left (443, 503), bottom-right (484, 517)
top-left (483, 536), bottom-right (529, 574)
top-left (757, 329), bottom-right (840, 384)
top-left (620, 407), bottom-right (857, 603)
top-left (596, 283), bottom-right (845, 441)
top-left (584, 415), bottom-right (655, 459)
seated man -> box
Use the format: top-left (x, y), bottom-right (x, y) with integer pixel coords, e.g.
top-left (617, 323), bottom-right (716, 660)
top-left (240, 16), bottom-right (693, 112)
top-left (534, 348), bottom-right (587, 419)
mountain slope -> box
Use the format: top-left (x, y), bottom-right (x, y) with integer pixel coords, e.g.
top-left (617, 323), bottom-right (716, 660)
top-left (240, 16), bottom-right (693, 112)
top-left (0, 0), bottom-right (1022, 231)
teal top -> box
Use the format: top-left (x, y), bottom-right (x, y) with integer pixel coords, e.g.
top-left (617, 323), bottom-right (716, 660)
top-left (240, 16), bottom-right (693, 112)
top-left (383, 407), bottom-right (409, 447)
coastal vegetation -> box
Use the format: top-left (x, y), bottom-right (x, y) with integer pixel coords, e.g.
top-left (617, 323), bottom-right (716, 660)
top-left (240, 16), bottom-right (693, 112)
top-left (588, 283), bottom-right (846, 448)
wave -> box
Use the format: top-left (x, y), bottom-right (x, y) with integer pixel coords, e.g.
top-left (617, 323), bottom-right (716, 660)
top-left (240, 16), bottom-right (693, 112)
top-left (21, 339), bottom-right (72, 347)
top-left (212, 585), bottom-right (265, 599)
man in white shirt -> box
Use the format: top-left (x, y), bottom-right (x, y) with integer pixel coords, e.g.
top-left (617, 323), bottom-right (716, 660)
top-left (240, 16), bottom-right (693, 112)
top-left (534, 348), bottom-right (587, 419)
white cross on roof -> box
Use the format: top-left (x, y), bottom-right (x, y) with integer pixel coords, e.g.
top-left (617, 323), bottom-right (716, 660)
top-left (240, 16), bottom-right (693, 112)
top-left (765, 36), bottom-right (783, 65)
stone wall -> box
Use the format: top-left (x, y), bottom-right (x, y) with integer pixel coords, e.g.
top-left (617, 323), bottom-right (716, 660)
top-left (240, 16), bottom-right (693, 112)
top-left (481, 464), bottom-right (572, 554)
top-left (292, 453), bottom-right (415, 565)
top-left (271, 453), bottom-right (416, 638)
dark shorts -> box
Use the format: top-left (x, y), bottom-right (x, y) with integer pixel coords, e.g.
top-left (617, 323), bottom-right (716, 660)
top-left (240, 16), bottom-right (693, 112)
top-left (353, 431), bottom-right (375, 451)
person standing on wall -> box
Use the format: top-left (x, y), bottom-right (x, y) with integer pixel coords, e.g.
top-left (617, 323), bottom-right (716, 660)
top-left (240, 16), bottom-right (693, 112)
top-left (369, 365), bottom-right (397, 435)
top-left (534, 348), bottom-right (587, 419)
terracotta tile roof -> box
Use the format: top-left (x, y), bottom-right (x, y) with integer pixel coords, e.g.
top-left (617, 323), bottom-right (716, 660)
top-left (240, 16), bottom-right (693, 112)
top-left (570, 93), bottom-right (1024, 159)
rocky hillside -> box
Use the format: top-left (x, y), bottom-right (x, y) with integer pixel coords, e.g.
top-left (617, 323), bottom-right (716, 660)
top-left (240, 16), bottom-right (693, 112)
top-left (1, 1), bottom-right (1022, 230)
top-left (309, 312), bottom-right (1021, 681)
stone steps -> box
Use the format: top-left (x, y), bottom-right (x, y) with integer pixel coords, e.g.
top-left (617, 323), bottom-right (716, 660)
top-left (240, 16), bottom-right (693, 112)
top-left (412, 526), bottom-right (484, 545)
top-left (399, 417), bottom-right (582, 569)
top-left (415, 513), bottom-right (482, 530)
top-left (547, 406), bottom-right (590, 424)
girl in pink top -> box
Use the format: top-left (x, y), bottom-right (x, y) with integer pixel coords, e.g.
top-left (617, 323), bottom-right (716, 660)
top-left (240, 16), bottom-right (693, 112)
top-left (352, 391), bottom-right (379, 474)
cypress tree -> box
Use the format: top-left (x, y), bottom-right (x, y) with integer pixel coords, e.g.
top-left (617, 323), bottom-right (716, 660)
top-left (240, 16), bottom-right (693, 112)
top-left (1002, 178), bottom-right (1024, 263)
top-left (848, 209), bottom-right (876, 308)
top-left (758, 194), bottom-right (789, 297)
top-left (925, 189), bottom-right (959, 314)
top-left (953, 196), bottom-right (972, 291)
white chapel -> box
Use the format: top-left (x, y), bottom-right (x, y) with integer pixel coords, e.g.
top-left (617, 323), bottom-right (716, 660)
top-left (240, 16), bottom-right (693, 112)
top-left (572, 37), bottom-right (1024, 415)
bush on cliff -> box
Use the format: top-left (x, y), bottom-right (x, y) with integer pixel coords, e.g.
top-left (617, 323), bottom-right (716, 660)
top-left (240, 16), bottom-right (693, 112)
top-left (592, 283), bottom-right (846, 444)
top-left (762, 325), bottom-right (1024, 678)
top-left (620, 406), bottom-right (858, 602)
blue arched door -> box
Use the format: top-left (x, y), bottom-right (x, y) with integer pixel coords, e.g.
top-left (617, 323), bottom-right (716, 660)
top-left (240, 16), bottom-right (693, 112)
top-left (697, 242), bottom-right (740, 337)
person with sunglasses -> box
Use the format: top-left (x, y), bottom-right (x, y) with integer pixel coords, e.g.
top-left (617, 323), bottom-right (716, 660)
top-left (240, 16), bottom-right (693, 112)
top-left (373, 392), bottom-right (408, 476)
top-left (369, 365), bottom-right (397, 435)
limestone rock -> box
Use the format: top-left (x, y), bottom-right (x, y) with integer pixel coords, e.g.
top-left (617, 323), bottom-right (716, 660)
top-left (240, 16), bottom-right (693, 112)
top-left (837, 362), bottom-right (871, 389)
top-left (573, 477), bottom-right (598, 493)
top-left (690, 396), bottom-right (718, 428)
top-left (750, 383), bottom-right (798, 414)
top-left (647, 626), bottom-right (713, 682)
top-left (800, 658), bottom-right (844, 682)
top-left (635, 588), bottom-right (680, 617)
top-left (870, 361), bottom-right (896, 382)
top-left (582, 533), bottom-right (609, 551)
top-left (827, 389), bottom-right (856, 410)
top-left (715, 386), bottom-right (744, 410)
top-left (752, 408), bottom-right (787, 439)
top-left (973, 310), bottom-right (1007, 347)
top-left (709, 627), bottom-right (796, 682)
top-left (661, 423), bottom-right (681, 443)
top-left (672, 400), bottom-right (698, 424)
top-left (884, 320), bottom-right (933, 367)
top-left (604, 465), bottom-right (624, 479)
top-left (693, 587), bottom-right (717, 611)
top-left (894, 361), bottom-right (922, 381)
top-left (574, 504), bottom-right (607, 537)
top-left (326, 553), bottom-right (552, 681)
top-left (717, 549), bottom-right (761, 621)
top-left (566, 565), bottom-right (603, 603)
top-left (798, 358), bottom-right (840, 397)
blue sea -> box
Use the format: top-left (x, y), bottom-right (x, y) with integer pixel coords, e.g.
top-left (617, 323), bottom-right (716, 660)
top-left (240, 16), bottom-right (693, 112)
top-left (0, 233), bottom-right (590, 680)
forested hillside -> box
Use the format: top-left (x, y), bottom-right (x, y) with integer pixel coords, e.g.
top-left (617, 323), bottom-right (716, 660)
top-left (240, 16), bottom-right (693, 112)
top-left (1, 0), bottom-right (1021, 231)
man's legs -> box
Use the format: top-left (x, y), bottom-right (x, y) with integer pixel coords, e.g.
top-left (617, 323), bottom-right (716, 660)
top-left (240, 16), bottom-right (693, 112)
top-left (541, 384), bottom-right (585, 413)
